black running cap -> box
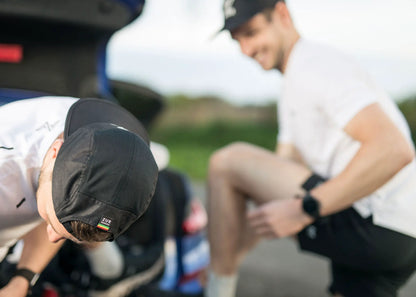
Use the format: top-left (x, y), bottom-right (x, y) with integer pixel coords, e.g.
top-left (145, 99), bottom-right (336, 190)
top-left (52, 99), bottom-right (158, 241)
top-left (63, 98), bottom-right (150, 144)
top-left (221, 0), bottom-right (279, 32)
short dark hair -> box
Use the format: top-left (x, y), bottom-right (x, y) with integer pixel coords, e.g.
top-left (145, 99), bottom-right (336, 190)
top-left (262, 7), bottom-right (274, 20)
top-left (70, 220), bottom-right (112, 242)
top-left (263, 0), bottom-right (285, 20)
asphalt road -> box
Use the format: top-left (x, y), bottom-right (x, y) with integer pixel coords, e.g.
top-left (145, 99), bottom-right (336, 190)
top-left (237, 239), bottom-right (416, 297)
top-left (191, 182), bottom-right (416, 297)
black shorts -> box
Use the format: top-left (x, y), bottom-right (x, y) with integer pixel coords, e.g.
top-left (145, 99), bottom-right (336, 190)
top-left (297, 174), bottom-right (416, 297)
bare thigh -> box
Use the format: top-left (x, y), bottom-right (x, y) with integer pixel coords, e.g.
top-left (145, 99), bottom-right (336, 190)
top-left (211, 142), bottom-right (312, 205)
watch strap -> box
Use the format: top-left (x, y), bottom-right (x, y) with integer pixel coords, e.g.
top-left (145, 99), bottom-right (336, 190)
top-left (301, 174), bottom-right (326, 191)
top-left (14, 268), bottom-right (40, 288)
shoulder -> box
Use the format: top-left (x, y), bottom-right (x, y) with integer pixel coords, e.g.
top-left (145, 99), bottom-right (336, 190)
top-left (0, 97), bottom-right (78, 148)
top-left (0, 97), bottom-right (78, 123)
top-left (0, 96), bottom-right (77, 110)
top-left (1, 96), bottom-right (77, 111)
top-left (285, 40), bottom-right (375, 100)
top-left (287, 40), bottom-right (364, 80)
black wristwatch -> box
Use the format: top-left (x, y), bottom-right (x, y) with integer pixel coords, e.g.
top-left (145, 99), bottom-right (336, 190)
top-left (302, 193), bottom-right (321, 219)
top-left (14, 268), bottom-right (40, 294)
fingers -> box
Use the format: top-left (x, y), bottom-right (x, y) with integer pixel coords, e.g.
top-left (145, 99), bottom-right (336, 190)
top-left (247, 207), bottom-right (278, 238)
top-left (247, 207), bottom-right (268, 229)
top-left (255, 227), bottom-right (277, 239)
top-left (247, 212), bottom-right (265, 228)
top-left (247, 206), bottom-right (265, 220)
top-left (247, 199), bottom-right (306, 239)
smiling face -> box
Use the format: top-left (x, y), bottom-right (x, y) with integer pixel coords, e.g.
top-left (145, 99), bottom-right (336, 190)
top-left (36, 139), bottom-right (82, 244)
top-left (232, 13), bottom-right (283, 70)
top-left (230, 3), bottom-right (299, 73)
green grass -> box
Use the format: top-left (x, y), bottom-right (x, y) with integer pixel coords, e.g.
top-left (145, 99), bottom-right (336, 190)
top-left (151, 121), bottom-right (277, 180)
top-left (398, 95), bottom-right (416, 143)
top-left (117, 90), bottom-right (416, 181)
top-left (151, 96), bottom-right (416, 181)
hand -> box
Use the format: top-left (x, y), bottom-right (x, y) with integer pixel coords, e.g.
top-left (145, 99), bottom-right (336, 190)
top-left (247, 198), bottom-right (313, 239)
top-left (0, 276), bottom-right (30, 297)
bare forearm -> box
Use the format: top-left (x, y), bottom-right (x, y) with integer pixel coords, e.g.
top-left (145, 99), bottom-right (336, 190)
top-left (1, 222), bottom-right (64, 296)
top-left (312, 137), bottom-right (414, 216)
top-left (18, 222), bottom-right (64, 273)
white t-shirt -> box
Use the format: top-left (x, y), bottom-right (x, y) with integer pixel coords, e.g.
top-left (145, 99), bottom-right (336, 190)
top-left (279, 39), bottom-right (416, 238)
top-left (0, 97), bottom-right (77, 260)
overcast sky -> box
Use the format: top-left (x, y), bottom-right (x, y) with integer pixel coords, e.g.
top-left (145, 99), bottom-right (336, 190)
top-left (107, 0), bottom-right (416, 105)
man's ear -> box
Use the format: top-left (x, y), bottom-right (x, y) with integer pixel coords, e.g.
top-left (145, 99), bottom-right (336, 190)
top-left (50, 139), bottom-right (64, 159)
top-left (40, 138), bottom-right (64, 175)
top-left (273, 2), bottom-right (292, 26)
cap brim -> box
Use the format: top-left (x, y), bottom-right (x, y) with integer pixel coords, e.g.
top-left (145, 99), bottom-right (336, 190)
top-left (213, 14), bottom-right (257, 39)
top-left (64, 98), bottom-right (150, 145)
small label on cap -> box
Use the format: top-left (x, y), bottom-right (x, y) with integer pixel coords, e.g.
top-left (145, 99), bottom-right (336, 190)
top-left (97, 217), bottom-right (112, 231)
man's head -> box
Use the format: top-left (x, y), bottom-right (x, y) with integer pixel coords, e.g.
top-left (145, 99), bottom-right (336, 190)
top-left (221, 0), bottom-right (299, 72)
top-left (37, 99), bottom-right (158, 243)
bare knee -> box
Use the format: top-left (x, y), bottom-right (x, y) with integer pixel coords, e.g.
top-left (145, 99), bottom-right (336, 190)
top-left (209, 142), bottom-right (253, 177)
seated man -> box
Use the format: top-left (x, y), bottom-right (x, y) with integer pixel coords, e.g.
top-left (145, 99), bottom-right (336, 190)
top-left (0, 97), bottom-right (158, 296)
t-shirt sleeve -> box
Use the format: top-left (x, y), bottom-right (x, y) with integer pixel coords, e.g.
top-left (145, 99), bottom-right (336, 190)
top-left (277, 98), bottom-right (292, 144)
top-left (321, 75), bottom-right (378, 129)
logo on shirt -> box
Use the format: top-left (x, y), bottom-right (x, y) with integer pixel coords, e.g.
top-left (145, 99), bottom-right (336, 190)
top-left (306, 225), bottom-right (317, 239)
top-left (36, 120), bottom-right (60, 132)
top-left (224, 0), bottom-right (237, 19)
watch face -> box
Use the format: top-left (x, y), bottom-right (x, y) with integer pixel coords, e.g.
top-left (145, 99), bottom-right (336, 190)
top-left (304, 197), bottom-right (317, 212)
top-left (302, 195), bottom-right (320, 218)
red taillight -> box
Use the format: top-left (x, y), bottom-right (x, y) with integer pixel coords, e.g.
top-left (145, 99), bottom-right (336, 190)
top-left (0, 44), bottom-right (23, 63)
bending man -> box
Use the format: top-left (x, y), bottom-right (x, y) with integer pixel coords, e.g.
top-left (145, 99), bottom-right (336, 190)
top-left (0, 97), bottom-right (158, 296)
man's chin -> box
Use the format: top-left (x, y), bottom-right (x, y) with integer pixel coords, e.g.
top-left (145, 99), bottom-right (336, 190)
top-left (260, 63), bottom-right (274, 71)
top-left (256, 58), bottom-right (275, 71)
